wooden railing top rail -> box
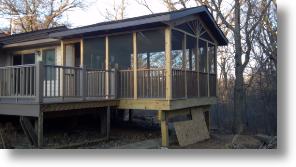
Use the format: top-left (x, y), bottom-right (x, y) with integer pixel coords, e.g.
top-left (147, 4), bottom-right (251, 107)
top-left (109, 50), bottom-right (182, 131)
top-left (86, 68), bottom-right (114, 72)
top-left (137, 68), bottom-right (166, 71)
top-left (0, 64), bottom-right (36, 69)
top-left (44, 64), bottom-right (81, 70)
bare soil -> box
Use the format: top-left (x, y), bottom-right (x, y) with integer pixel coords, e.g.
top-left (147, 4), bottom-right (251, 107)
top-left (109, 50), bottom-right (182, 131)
top-left (0, 115), bottom-right (263, 149)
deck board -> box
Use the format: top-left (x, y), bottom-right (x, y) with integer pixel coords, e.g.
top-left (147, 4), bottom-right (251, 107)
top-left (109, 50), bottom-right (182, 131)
top-left (40, 99), bottom-right (119, 112)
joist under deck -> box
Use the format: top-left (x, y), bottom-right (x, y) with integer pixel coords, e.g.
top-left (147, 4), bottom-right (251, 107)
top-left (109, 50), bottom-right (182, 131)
top-left (0, 99), bottom-right (120, 117)
top-left (116, 96), bottom-right (217, 111)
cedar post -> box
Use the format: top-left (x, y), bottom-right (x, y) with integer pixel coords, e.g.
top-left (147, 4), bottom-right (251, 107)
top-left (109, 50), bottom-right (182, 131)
top-left (165, 27), bottom-right (172, 100)
top-left (158, 110), bottom-right (169, 147)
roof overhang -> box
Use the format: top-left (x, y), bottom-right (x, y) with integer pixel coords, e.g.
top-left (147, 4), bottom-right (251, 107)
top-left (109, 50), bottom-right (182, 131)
top-left (49, 6), bottom-right (228, 46)
top-left (2, 38), bottom-right (60, 49)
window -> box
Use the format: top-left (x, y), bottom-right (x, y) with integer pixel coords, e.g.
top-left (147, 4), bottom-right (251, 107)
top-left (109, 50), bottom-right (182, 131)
top-left (23, 53), bottom-right (35, 64)
top-left (13, 53), bottom-right (35, 66)
top-left (171, 29), bottom-right (184, 69)
top-left (208, 43), bottom-right (215, 73)
top-left (137, 29), bottom-right (165, 69)
top-left (83, 37), bottom-right (105, 69)
top-left (13, 55), bottom-right (22, 65)
top-left (109, 33), bottom-right (133, 70)
top-left (186, 35), bottom-right (197, 70)
top-left (199, 39), bottom-right (207, 72)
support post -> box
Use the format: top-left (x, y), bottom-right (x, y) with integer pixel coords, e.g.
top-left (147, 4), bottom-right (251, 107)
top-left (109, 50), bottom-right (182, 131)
top-left (35, 61), bottom-right (44, 103)
top-left (106, 36), bottom-right (109, 99)
top-left (182, 34), bottom-right (187, 99)
top-left (204, 111), bottom-right (210, 132)
top-left (61, 41), bottom-right (66, 97)
top-left (196, 39), bottom-right (200, 98)
top-left (101, 106), bottom-right (110, 138)
top-left (207, 42), bottom-right (210, 97)
top-left (38, 112), bottom-right (43, 148)
top-left (80, 65), bottom-right (86, 101)
top-left (80, 39), bottom-right (84, 65)
top-left (165, 27), bottom-right (172, 100)
top-left (133, 32), bottom-right (138, 100)
top-left (129, 109), bottom-right (133, 122)
top-left (158, 110), bottom-right (169, 147)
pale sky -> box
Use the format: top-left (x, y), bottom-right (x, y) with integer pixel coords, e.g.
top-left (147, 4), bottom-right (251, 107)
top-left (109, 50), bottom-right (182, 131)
top-left (0, 0), bottom-right (199, 30)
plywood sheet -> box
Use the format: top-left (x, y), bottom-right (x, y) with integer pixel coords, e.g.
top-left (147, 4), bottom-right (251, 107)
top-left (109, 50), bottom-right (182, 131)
top-left (174, 109), bottom-right (209, 146)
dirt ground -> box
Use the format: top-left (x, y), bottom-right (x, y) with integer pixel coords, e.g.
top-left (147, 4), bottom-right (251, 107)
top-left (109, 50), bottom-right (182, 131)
top-left (165, 133), bottom-right (262, 149)
top-left (0, 115), bottom-right (263, 149)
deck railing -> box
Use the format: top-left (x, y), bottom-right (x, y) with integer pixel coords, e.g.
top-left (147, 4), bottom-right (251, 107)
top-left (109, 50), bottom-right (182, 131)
top-left (172, 69), bottom-right (186, 98)
top-left (87, 69), bottom-right (115, 99)
top-left (43, 64), bottom-right (82, 98)
top-left (199, 72), bottom-right (208, 97)
top-left (117, 70), bottom-right (134, 98)
top-left (137, 69), bottom-right (166, 99)
top-left (0, 64), bottom-right (36, 100)
top-left (0, 61), bottom-right (117, 103)
top-left (0, 62), bottom-right (216, 102)
top-left (187, 71), bottom-right (198, 97)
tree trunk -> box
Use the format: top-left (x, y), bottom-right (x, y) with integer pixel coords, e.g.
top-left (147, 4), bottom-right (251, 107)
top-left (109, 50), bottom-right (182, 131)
top-left (233, 0), bottom-right (244, 134)
top-left (234, 67), bottom-right (244, 133)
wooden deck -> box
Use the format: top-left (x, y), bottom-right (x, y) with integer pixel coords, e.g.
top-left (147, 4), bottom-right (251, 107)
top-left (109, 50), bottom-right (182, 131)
top-left (0, 99), bottom-right (119, 117)
top-left (116, 96), bottom-right (217, 111)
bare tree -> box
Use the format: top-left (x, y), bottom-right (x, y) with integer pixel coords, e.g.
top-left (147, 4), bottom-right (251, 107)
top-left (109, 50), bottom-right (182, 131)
top-left (98, 0), bottom-right (129, 21)
top-left (0, 0), bottom-right (91, 34)
top-left (134, 0), bottom-right (154, 14)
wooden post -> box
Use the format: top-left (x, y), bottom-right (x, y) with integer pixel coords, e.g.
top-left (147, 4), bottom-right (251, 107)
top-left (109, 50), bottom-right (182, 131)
top-left (204, 111), bottom-right (210, 132)
top-left (182, 34), bottom-right (187, 99)
top-left (189, 49), bottom-right (192, 71)
top-left (80, 39), bottom-right (84, 65)
top-left (106, 36), bottom-right (109, 99)
top-left (129, 109), bottom-right (133, 122)
top-left (133, 32), bottom-right (138, 100)
top-left (35, 61), bottom-right (44, 103)
top-left (207, 42), bottom-right (210, 97)
top-left (61, 41), bottom-right (66, 97)
top-left (101, 109), bottom-right (107, 136)
top-left (196, 39), bottom-right (200, 98)
top-left (101, 106), bottom-right (110, 138)
top-left (165, 27), bottom-right (172, 100)
top-left (80, 65), bottom-right (86, 100)
top-left (215, 45), bottom-right (218, 97)
top-left (159, 110), bottom-right (169, 147)
top-left (38, 112), bottom-right (43, 148)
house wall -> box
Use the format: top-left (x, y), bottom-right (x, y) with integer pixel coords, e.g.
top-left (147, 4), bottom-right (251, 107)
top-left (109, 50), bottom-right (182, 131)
top-left (0, 44), bottom-right (75, 97)
top-left (0, 50), bottom-right (7, 67)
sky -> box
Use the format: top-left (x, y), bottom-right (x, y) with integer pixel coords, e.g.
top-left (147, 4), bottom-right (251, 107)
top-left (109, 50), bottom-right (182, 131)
top-left (0, 0), bottom-right (199, 29)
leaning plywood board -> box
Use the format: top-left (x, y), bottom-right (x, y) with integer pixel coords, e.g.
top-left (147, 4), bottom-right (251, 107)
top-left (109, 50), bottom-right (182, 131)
top-left (174, 109), bottom-right (209, 146)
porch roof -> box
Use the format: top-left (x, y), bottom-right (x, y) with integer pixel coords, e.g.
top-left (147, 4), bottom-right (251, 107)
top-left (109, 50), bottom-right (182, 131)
top-left (49, 6), bottom-right (228, 46)
top-left (0, 26), bottom-right (68, 46)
